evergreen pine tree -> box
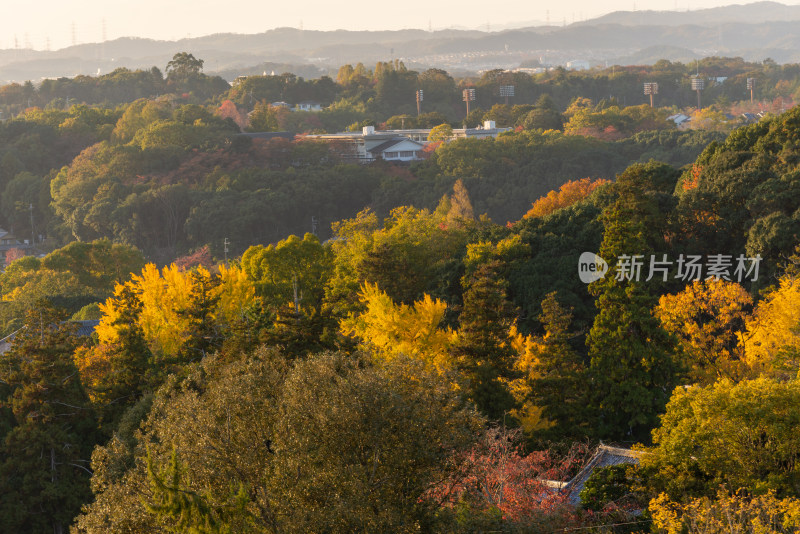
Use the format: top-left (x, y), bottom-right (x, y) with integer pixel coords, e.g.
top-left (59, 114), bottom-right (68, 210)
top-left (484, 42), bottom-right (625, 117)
top-left (586, 163), bottom-right (680, 441)
top-left (176, 270), bottom-right (221, 362)
top-left (451, 260), bottom-right (520, 420)
top-left (0, 304), bottom-right (97, 533)
top-left (529, 292), bottom-right (590, 439)
top-left (95, 284), bottom-right (154, 430)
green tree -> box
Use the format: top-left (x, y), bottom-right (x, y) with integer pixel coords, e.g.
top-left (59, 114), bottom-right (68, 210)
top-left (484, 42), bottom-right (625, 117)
top-left (145, 447), bottom-right (251, 533)
top-left (76, 284), bottom-right (153, 430)
top-left (519, 94), bottom-right (564, 131)
top-left (527, 292), bottom-right (590, 439)
top-left (165, 53), bottom-right (204, 81)
top-left (76, 349), bottom-right (484, 533)
top-left (246, 101), bottom-right (285, 132)
top-left (0, 304), bottom-right (97, 533)
top-left (586, 162), bottom-right (680, 441)
top-left (242, 233), bottom-right (332, 316)
top-left (645, 378), bottom-right (800, 501)
top-left (428, 123), bottom-right (453, 142)
top-left (451, 257), bottom-right (520, 420)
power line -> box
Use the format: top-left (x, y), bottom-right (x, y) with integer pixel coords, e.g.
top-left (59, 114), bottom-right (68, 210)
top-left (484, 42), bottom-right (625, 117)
top-left (550, 518), bottom-right (652, 533)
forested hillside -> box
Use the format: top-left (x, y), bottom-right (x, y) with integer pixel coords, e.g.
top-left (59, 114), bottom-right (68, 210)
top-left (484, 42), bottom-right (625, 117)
top-left (1, 54), bottom-right (800, 532)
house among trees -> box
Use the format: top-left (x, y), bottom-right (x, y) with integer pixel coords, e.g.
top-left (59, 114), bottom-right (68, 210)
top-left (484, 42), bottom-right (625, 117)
top-left (367, 138), bottom-right (426, 162)
top-left (294, 101), bottom-right (322, 112)
top-left (453, 120), bottom-right (513, 139)
top-left (0, 229), bottom-right (21, 247)
top-left (667, 113), bottom-right (691, 128)
top-left (540, 445), bottom-right (645, 506)
top-left (305, 126), bottom-right (427, 162)
top-left (0, 229), bottom-right (33, 267)
top-left (305, 122), bottom-right (511, 163)
top-left (565, 445), bottom-right (644, 505)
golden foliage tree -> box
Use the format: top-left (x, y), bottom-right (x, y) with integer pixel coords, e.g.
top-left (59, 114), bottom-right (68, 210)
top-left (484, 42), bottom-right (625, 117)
top-left (650, 491), bottom-right (800, 534)
top-left (95, 263), bottom-right (256, 361)
top-left (656, 279), bottom-right (753, 383)
top-left (744, 275), bottom-right (800, 378)
top-left (340, 282), bottom-right (455, 372)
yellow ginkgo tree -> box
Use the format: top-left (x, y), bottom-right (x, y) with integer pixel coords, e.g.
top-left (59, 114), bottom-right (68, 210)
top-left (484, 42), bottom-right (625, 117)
top-left (340, 282), bottom-right (455, 372)
top-left (744, 275), bottom-right (800, 377)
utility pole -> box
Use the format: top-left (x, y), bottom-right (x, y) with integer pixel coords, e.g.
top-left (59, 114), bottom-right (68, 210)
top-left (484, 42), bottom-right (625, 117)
top-left (292, 273), bottom-right (300, 315)
top-left (29, 203), bottom-right (34, 246)
top-left (747, 78), bottom-right (755, 104)
top-left (223, 238), bottom-right (230, 264)
top-left (311, 216), bottom-right (318, 236)
top-left (416, 89), bottom-right (423, 116)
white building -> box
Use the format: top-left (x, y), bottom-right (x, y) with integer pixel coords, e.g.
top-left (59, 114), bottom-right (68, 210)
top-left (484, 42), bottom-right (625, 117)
top-left (566, 60), bottom-right (590, 71)
top-left (453, 120), bottom-right (512, 140)
top-left (304, 122), bottom-right (512, 163)
top-left (294, 101), bottom-right (323, 112)
top-left (367, 138), bottom-right (426, 162)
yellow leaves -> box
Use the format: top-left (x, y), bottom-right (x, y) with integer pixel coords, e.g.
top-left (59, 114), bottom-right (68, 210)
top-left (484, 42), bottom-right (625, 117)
top-left (135, 263), bottom-right (196, 358)
top-left (656, 279), bottom-right (752, 383)
top-left (689, 108), bottom-right (731, 132)
top-left (650, 491), bottom-right (800, 534)
top-left (73, 344), bottom-right (113, 402)
top-left (96, 262), bottom-right (256, 360)
top-left (213, 264), bottom-right (258, 326)
top-left (744, 276), bottom-right (800, 375)
top-left (506, 324), bottom-right (555, 433)
top-left (340, 282), bottom-right (455, 372)
top-left (649, 493), bottom-right (683, 534)
top-left (341, 283), bottom-right (549, 430)
top-left (95, 284), bottom-right (127, 346)
top-left (509, 323), bottom-right (542, 377)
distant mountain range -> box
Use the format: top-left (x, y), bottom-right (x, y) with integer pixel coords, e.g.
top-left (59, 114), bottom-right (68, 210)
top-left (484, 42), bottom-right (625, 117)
top-left (575, 1), bottom-right (800, 26)
top-left (3, 1), bottom-right (800, 83)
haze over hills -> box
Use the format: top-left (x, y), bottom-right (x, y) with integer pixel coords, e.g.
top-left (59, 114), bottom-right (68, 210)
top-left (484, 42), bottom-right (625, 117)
top-left (574, 0), bottom-right (800, 26)
top-left (4, 1), bottom-right (800, 82)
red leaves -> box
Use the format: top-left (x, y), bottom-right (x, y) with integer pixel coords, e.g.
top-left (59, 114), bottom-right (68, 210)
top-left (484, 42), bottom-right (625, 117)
top-left (428, 426), bottom-right (589, 525)
top-left (174, 245), bottom-right (213, 271)
top-left (4, 247), bottom-right (26, 267)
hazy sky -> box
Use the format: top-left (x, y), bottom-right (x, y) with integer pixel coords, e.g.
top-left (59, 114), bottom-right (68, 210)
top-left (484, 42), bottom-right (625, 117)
top-left (5, 0), bottom-right (800, 51)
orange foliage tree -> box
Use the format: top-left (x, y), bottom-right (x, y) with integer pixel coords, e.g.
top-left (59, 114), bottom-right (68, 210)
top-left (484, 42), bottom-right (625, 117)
top-left (524, 177), bottom-right (611, 219)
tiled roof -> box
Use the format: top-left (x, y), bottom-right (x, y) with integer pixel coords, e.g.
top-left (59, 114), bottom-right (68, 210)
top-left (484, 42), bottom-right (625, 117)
top-left (367, 138), bottom-right (425, 155)
top-left (563, 445), bottom-right (645, 505)
top-left (0, 320), bottom-right (100, 355)
top-left (73, 320), bottom-right (100, 337)
top-left (367, 139), bottom-right (404, 154)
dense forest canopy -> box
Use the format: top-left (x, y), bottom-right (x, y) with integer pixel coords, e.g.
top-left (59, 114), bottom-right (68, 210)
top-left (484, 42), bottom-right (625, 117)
top-left (1, 53), bottom-right (800, 532)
